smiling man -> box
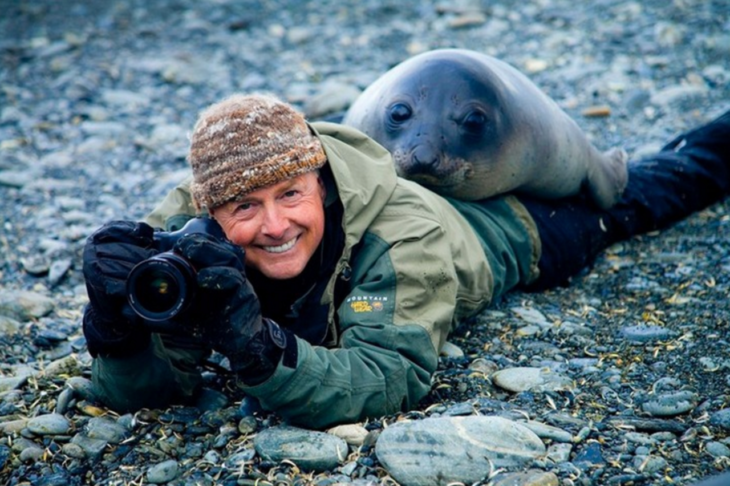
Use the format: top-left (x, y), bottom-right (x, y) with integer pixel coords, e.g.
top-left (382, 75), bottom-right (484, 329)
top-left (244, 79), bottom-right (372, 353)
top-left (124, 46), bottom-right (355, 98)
top-left (82, 94), bottom-right (730, 428)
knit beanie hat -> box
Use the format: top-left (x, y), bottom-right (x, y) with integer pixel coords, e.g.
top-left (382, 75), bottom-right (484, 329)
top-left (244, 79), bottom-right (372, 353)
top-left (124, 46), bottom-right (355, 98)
top-left (188, 93), bottom-right (327, 209)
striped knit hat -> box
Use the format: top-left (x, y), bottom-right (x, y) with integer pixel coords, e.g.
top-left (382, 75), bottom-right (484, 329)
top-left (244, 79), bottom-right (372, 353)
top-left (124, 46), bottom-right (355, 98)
top-left (188, 93), bottom-right (327, 209)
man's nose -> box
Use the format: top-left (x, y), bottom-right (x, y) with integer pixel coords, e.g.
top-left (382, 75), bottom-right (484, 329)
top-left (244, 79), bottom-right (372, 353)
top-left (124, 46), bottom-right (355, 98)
top-left (261, 205), bottom-right (289, 238)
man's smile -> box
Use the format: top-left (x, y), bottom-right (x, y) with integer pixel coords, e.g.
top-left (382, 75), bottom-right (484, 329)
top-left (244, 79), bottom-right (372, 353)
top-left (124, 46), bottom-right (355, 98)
top-left (262, 237), bottom-right (298, 254)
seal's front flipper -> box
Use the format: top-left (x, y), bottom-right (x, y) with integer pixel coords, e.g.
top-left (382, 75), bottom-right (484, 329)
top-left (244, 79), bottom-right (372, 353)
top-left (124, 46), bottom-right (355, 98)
top-left (587, 147), bottom-right (629, 209)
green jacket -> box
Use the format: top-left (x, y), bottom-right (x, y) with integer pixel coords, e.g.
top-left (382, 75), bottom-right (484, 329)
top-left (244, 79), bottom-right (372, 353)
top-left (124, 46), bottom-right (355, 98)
top-left (92, 123), bottom-right (540, 428)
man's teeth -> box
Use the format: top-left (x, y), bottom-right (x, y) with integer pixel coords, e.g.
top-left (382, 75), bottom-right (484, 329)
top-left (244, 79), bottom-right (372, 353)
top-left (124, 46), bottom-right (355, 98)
top-left (264, 238), bottom-right (296, 253)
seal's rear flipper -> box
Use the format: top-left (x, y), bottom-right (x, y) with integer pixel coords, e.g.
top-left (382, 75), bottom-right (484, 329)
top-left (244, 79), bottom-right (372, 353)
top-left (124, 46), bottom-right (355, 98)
top-left (522, 110), bottom-right (730, 290)
top-left (587, 147), bottom-right (628, 209)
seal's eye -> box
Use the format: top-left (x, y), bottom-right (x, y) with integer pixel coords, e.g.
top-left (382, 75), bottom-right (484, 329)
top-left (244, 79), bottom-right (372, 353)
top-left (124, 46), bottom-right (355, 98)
top-left (388, 103), bottom-right (412, 124)
top-left (461, 111), bottom-right (487, 135)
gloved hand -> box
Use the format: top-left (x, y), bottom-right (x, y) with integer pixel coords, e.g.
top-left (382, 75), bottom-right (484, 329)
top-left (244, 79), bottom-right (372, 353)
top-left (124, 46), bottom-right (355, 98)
top-left (82, 220), bottom-right (158, 357)
top-left (174, 233), bottom-right (288, 381)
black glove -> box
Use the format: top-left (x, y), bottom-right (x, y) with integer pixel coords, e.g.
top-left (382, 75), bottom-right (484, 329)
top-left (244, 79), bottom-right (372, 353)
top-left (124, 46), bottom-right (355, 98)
top-left (174, 233), bottom-right (289, 382)
top-left (82, 221), bottom-right (158, 357)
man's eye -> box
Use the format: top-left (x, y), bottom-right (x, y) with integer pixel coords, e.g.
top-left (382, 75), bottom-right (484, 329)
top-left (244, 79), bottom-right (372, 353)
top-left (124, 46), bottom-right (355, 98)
top-left (236, 202), bottom-right (253, 212)
top-left (283, 190), bottom-right (298, 198)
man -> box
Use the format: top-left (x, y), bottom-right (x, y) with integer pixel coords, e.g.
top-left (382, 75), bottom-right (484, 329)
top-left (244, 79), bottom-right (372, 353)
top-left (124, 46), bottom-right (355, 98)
top-left (82, 94), bottom-right (730, 428)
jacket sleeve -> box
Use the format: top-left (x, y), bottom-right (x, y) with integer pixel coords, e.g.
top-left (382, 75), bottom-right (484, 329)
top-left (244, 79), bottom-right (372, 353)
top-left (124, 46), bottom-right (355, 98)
top-left (91, 334), bottom-right (210, 412)
top-left (238, 226), bottom-right (459, 429)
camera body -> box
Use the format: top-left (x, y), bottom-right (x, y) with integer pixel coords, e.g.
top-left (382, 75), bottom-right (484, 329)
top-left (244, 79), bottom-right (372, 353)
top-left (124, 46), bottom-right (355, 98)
top-left (126, 217), bottom-right (238, 325)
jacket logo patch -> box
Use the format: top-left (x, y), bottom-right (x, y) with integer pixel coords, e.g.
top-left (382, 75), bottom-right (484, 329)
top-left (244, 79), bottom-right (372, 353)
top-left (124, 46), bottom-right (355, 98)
top-left (347, 296), bottom-right (388, 313)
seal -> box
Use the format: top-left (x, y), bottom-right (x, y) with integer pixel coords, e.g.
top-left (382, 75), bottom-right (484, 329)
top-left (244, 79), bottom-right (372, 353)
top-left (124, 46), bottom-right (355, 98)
top-left (343, 49), bottom-right (628, 208)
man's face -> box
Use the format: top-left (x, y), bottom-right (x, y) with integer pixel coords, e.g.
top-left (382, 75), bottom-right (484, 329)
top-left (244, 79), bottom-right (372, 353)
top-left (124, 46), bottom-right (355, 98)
top-left (211, 171), bottom-right (327, 280)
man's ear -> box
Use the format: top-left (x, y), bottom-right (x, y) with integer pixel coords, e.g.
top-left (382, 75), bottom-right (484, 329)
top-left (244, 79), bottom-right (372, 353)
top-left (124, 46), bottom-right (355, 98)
top-left (317, 174), bottom-right (327, 201)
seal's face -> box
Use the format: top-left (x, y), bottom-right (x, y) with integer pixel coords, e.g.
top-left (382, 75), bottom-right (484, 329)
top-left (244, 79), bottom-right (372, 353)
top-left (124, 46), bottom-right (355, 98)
top-left (370, 57), bottom-right (510, 198)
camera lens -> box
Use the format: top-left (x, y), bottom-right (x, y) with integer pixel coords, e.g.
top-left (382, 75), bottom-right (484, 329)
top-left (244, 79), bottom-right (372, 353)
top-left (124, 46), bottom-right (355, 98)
top-left (127, 253), bottom-right (196, 321)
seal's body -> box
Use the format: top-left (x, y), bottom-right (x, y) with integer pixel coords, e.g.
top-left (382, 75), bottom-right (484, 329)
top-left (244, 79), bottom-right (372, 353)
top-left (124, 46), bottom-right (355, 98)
top-left (343, 49), bottom-right (627, 208)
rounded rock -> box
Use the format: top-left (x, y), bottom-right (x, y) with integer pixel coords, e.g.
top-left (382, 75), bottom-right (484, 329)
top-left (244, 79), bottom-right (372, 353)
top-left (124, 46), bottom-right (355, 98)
top-left (490, 470), bottom-right (559, 486)
top-left (254, 425), bottom-right (348, 472)
top-left (375, 416), bottom-right (546, 486)
top-left (710, 409), bottom-right (730, 431)
top-left (705, 441), bottom-right (730, 458)
top-left (641, 391), bottom-right (698, 417)
top-left (26, 413), bottom-right (72, 435)
top-left (619, 325), bottom-right (674, 344)
top-left (492, 367), bottom-right (573, 393)
top-left (146, 459), bottom-right (180, 484)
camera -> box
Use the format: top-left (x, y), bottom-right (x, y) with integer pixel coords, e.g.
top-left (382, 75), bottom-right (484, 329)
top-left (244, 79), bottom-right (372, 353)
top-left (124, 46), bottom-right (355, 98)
top-left (126, 217), bottom-right (237, 323)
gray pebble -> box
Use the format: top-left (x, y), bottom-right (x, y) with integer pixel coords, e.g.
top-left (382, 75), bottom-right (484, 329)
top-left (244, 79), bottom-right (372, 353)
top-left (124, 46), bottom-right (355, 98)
top-left (522, 420), bottom-right (573, 443)
top-left (0, 290), bottom-right (55, 322)
top-left (238, 415), bottom-right (258, 435)
top-left (254, 425), bottom-right (348, 472)
top-left (26, 413), bottom-right (71, 435)
top-left (635, 455), bottom-right (668, 474)
top-left (711, 409), bottom-right (730, 431)
top-left (62, 442), bottom-right (86, 459)
top-left (55, 387), bottom-right (75, 414)
top-left (48, 258), bottom-right (72, 286)
top-left (86, 417), bottom-right (129, 444)
top-left (547, 443), bottom-right (573, 463)
top-left (492, 367), bottom-right (573, 393)
top-left (70, 435), bottom-right (108, 461)
top-left (0, 376), bottom-right (27, 393)
top-left (375, 416), bottom-right (545, 486)
top-left (225, 449), bottom-right (256, 468)
top-left (642, 391), bottom-right (698, 417)
top-left (619, 325), bottom-right (674, 344)
top-left (19, 446), bottom-right (44, 463)
top-left (705, 441), bottom-right (730, 458)
top-left (146, 459), bottom-right (180, 484)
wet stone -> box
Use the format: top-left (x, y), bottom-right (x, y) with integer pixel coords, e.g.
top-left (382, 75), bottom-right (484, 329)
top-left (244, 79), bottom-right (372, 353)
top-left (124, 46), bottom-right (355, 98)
top-left (710, 409), bottom-right (730, 431)
top-left (443, 402), bottom-right (475, 416)
top-left (326, 424), bottom-right (369, 446)
top-left (603, 416), bottom-right (688, 434)
top-left (253, 425), bottom-right (348, 472)
top-left (0, 290), bottom-right (55, 321)
top-left (375, 416), bottom-right (545, 486)
top-left (62, 442), bottom-right (86, 459)
top-left (641, 391), bottom-right (698, 417)
top-left (547, 443), bottom-right (573, 463)
top-left (619, 325), bottom-right (674, 344)
top-left (522, 420), bottom-right (573, 443)
top-left (26, 413), bottom-right (71, 435)
top-left (225, 449), bottom-right (256, 468)
top-left (705, 441), bottom-right (730, 458)
top-left (20, 446), bottom-right (44, 463)
top-left (70, 434), bottom-right (107, 461)
top-left (634, 455), bottom-right (668, 474)
top-left (0, 445), bottom-right (9, 470)
top-left (492, 367), bottom-right (573, 393)
top-left (48, 258), bottom-right (73, 286)
top-left (573, 442), bottom-right (605, 466)
top-left (511, 306), bottom-right (550, 326)
top-left (490, 470), bottom-right (559, 486)
top-left (86, 416), bottom-right (129, 444)
top-left (0, 375), bottom-right (27, 393)
top-left (146, 459), bottom-right (180, 484)
top-left (238, 415), bottom-right (258, 435)
top-left (0, 315), bottom-right (21, 335)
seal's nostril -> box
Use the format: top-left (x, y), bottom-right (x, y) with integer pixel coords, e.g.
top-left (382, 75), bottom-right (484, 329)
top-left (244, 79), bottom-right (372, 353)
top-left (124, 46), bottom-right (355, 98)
top-left (412, 146), bottom-right (440, 169)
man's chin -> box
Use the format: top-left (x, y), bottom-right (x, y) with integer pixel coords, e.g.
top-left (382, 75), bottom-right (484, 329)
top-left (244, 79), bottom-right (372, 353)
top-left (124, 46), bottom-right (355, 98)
top-left (254, 258), bottom-right (307, 280)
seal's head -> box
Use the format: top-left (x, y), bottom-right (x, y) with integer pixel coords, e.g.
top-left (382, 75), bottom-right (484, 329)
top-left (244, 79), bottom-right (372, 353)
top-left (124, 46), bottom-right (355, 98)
top-left (344, 50), bottom-right (516, 199)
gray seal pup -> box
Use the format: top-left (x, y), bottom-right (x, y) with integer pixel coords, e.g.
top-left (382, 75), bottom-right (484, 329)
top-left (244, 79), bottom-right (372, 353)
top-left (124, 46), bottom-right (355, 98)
top-left (343, 49), bottom-right (628, 208)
